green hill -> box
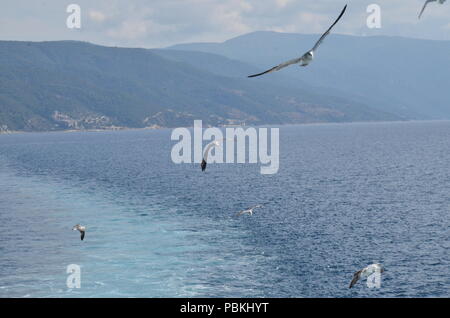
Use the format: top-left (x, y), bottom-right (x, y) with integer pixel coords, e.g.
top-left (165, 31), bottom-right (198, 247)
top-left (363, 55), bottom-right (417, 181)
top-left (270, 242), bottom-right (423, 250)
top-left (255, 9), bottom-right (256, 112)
top-left (0, 40), bottom-right (397, 132)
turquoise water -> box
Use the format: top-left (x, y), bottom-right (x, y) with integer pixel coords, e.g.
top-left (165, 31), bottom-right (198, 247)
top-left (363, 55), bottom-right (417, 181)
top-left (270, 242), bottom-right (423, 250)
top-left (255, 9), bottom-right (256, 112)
top-left (0, 121), bottom-right (449, 297)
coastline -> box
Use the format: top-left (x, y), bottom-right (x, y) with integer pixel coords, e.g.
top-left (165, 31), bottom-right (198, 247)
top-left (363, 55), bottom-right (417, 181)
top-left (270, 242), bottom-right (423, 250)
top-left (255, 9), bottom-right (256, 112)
top-left (1, 118), bottom-right (450, 136)
top-left (0, 125), bottom-right (166, 135)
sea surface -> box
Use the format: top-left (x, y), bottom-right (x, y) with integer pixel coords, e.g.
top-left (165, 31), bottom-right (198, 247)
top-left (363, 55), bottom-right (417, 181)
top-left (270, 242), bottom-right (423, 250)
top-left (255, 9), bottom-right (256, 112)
top-left (0, 121), bottom-right (449, 298)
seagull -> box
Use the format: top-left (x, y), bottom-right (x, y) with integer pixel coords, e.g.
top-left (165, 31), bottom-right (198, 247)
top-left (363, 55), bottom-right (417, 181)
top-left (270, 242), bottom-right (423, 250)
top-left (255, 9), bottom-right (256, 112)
top-left (349, 263), bottom-right (384, 288)
top-left (419, 0), bottom-right (446, 19)
top-left (72, 224), bottom-right (86, 241)
top-left (236, 204), bottom-right (264, 216)
top-left (201, 140), bottom-right (222, 171)
top-left (248, 4), bottom-right (347, 78)
top-left (201, 138), bottom-right (236, 171)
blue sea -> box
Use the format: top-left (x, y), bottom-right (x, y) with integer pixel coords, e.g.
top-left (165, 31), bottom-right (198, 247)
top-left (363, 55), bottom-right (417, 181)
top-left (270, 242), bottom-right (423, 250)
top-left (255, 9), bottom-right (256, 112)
top-left (0, 121), bottom-right (449, 298)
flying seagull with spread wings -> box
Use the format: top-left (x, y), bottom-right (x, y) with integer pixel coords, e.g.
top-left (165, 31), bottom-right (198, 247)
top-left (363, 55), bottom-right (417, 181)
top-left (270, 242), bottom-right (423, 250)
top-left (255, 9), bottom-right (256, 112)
top-left (419, 0), bottom-right (446, 19)
top-left (349, 263), bottom-right (384, 288)
top-left (201, 138), bottom-right (235, 171)
top-left (72, 224), bottom-right (86, 241)
top-left (201, 140), bottom-right (222, 172)
top-left (236, 204), bottom-right (263, 216)
top-left (248, 4), bottom-right (347, 78)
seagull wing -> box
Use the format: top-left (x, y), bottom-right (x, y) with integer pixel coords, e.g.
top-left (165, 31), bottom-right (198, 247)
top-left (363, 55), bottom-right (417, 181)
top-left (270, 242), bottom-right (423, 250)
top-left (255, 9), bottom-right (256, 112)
top-left (311, 4), bottom-right (347, 52)
top-left (237, 209), bottom-right (250, 216)
top-left (419, 0), bottom-right (437, 19)
top-left (203, 140), bottom-right (222, 162)
top-left (349, 270), bottom-right (362, 288)
top-left (80, 231), bottom-right (85, 241)
top-left (202, 140), bottom-right (224, 171)
top-left (248, 57), bottom-right (304, 78)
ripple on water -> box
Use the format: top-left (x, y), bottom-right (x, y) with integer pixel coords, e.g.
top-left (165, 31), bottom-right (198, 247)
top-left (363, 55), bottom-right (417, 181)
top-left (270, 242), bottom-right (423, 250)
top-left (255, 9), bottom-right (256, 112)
top-left (0, 121), bottom-right (449, 297)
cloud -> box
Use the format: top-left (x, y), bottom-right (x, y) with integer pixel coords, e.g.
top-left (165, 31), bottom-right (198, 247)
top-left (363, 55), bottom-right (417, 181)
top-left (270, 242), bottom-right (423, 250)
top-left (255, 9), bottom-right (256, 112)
top-left (268, 12), bottom-right (329, 34)
top-left (210, 0), bottom-right (253, 33)
top-left (107, 19), bottom-right (178, 40)
top-left (107, 20), bottom-right (149, 40)
top-left (88, 10), bottom-right (107, 23)
top-left (274, 0), bottom-right (293, 9)
top-left (1, 0), bottom-right (450, 47)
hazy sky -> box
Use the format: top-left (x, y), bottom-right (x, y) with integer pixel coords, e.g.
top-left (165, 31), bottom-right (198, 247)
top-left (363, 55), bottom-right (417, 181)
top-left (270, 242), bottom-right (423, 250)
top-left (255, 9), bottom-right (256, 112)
top-left (1, 0), bottom-right (449, 48)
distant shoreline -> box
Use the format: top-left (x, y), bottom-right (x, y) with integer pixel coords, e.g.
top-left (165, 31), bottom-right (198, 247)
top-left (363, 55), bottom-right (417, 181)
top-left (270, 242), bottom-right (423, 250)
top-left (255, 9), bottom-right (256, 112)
top-left (0, 126), bottom-right (165, 135)
top-left (2, 119), bottom-right (450, 136)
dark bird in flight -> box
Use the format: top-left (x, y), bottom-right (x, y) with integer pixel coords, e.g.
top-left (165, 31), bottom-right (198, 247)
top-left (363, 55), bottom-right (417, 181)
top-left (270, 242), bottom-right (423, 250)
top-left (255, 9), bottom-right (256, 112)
top-left (72, 224), bottom-right (86, 241)
top-left (248, 4), bottom-right (347, 78)
top-left (419, 0), bottom-right (447, 19)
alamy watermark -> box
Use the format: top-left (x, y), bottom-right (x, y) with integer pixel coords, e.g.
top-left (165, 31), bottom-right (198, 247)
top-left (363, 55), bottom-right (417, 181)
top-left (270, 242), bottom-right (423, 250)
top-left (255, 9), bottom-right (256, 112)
top-left (366, 271), bottom-right (382, 289)
top-left (171, 120), bottom-right (279, 175)
top-left (367, 4), bottom-right (382, 29)
top-left (66, 4), bottom-right (81, 29)
top-left (66, 264), bottom-right (81, 289)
